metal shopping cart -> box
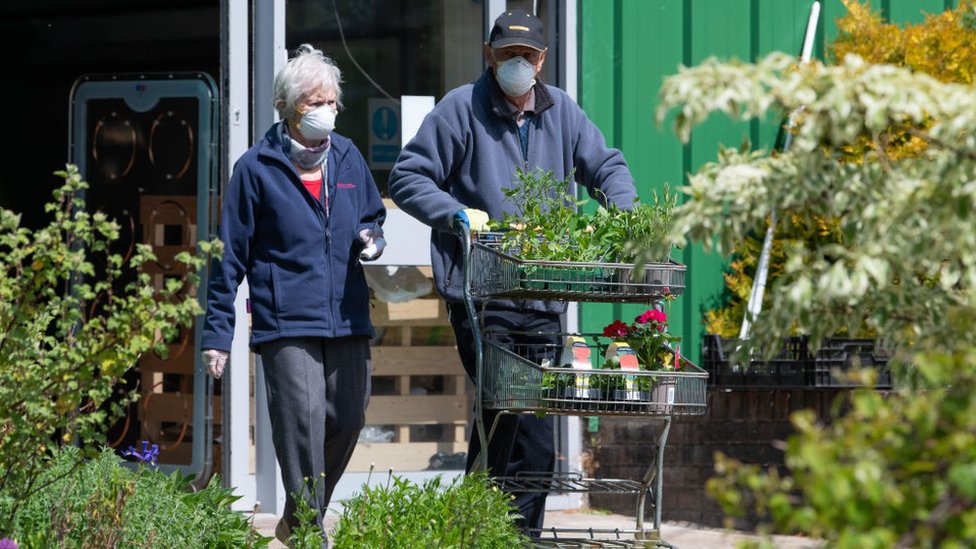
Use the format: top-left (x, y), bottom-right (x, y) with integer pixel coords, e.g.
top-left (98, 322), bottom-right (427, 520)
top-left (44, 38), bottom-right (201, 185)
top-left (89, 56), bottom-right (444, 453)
top-left (457, 224), bottom-right (708, 548)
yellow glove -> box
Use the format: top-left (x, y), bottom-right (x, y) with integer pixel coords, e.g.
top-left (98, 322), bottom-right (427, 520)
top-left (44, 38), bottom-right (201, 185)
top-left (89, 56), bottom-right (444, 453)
top-left (461, 208), bottom-right (490, 232)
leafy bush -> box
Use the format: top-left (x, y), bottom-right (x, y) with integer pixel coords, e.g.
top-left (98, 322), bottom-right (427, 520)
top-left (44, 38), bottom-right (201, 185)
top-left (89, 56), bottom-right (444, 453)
top-left (0, 165), bottom-right (219, 531)
top-left (2, 446), bottom-right (268, 548)
top-left (707, 353), bottom-right (976, 549)
top-left (703, 0), bottom-right (976, 338)
top-left (331, 471), bottom-right (527, 548)
top-left (655, 3), bottom-right (976, 545)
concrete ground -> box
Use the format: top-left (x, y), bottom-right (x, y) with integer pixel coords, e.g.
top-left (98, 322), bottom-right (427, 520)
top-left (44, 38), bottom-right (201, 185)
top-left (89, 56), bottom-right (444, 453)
top-left (252, 509), bottom-right (822, 548)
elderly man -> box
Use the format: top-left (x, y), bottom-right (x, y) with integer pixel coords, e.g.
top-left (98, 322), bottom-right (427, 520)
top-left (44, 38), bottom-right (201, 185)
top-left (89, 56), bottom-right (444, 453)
top-left (389, 9), bottom-right (637, 535)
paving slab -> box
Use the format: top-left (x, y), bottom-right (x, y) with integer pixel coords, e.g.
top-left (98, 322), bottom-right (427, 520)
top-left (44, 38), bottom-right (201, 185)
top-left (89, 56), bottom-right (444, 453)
top-left (252, 509), bottom-right (822, 548)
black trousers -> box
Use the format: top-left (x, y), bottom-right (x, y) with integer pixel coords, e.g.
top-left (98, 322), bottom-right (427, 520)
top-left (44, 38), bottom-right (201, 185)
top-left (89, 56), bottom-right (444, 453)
top-left (448, 302), bottom-right (559, 534)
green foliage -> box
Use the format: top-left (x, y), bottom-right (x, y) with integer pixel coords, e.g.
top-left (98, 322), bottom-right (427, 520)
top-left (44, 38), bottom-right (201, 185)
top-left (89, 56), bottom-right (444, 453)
top-left (491, 168), bottom-right (676, 263)
top-left (285, 474), bottom-right (329, 549)
top-left (703, 1), bottom-right (976, 338)
top-left (657, 51), bottom-right (976, 355)
top-left (655, 9), bottom-right (976, 545)
top-left (331, 471), bottom-right (527, 548)
top-left (0, 165), bottom-right (221, 531)
top-left (707, 352), bottom-right (976, 549)
top-left (2, 446), bottom-right (268, 548)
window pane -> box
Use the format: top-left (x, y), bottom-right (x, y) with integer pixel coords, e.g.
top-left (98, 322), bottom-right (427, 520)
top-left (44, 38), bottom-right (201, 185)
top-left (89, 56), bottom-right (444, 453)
top-left (286, 0), bottom-right (484, 196)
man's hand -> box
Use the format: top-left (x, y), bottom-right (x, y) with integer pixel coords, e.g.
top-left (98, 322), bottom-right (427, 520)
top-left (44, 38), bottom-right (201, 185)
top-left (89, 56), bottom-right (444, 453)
top-left (454, 208), bottom-right (490, 232)
top-left (203, 349), bottom-right (229, 379)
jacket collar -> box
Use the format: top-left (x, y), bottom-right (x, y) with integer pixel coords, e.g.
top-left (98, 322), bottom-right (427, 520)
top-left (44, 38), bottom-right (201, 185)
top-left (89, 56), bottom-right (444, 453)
top-left (258, 121), bottom-right (351, 167)
top-left (480, 69), bottom-right (554, 120)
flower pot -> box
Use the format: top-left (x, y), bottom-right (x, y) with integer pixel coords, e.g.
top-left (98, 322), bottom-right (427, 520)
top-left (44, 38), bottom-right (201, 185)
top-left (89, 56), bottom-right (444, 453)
top-left (541, 387), bottom-right (603, 412)
top-left (613, 389), bottom-right (650, 402)
top-left (647, 381), bottom-right (677, 413)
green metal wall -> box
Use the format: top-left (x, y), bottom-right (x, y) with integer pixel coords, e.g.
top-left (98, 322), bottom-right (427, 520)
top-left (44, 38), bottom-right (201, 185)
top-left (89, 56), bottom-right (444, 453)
top-left (577, 0), bottom-right (957, 364)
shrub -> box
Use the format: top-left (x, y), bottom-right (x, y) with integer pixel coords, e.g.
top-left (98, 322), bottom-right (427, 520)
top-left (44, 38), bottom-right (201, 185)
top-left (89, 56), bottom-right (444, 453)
top-left (656, 2), bottom-right (976, 544)
top-left (0, 165), bottom-right (219, 531)
top-left (2, 446), bottom-right (269, 548)
top-left (331, 471), bottom-right (527, 548)
top-left (703, 0), bottom-right (976, 338)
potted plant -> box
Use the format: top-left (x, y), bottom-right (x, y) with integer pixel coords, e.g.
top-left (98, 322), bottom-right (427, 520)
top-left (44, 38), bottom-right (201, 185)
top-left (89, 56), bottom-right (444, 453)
top-left (599, 309), bottom-right (682, 405)
top-left (489, 168), bottom-right (676, 277)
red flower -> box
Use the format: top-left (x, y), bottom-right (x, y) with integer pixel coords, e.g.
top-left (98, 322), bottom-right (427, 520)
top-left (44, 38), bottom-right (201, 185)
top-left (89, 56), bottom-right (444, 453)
top-left (602, 320), bottom-right (630, 339)
top-left (635, 309), bottom-right (667, 325)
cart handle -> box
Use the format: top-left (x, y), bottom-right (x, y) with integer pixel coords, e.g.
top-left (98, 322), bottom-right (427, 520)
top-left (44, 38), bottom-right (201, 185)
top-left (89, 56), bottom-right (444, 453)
top-left (454, 220), bottom-right (490, 472)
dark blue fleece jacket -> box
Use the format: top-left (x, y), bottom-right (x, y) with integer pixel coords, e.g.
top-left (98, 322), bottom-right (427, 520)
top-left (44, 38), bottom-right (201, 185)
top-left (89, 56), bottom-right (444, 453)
top-left (389, 70), bottom-right (637, 311)
top-left (202, 123), bottom-right (385, 352)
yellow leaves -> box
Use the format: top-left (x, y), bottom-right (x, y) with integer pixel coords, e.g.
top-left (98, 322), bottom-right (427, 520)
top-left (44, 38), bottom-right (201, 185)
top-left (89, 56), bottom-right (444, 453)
top-left (834, 1), bottom-right (976, 89)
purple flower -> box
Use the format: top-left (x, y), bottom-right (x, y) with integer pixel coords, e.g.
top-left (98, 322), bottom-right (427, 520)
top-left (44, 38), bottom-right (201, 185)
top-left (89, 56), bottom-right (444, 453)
top-left (0, 537), bottom-right (19, 549)
top-left (122, 440), bottom-right (160, 467)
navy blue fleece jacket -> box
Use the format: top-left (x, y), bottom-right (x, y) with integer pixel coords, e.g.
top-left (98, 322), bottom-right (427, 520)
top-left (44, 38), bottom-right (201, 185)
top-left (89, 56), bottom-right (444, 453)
top-left (202, 123), bottom-right (386, 351)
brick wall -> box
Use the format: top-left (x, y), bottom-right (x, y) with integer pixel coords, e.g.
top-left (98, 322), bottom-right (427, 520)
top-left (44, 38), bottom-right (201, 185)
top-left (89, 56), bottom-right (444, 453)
top-left (584, 388), bottom-right (844, 528)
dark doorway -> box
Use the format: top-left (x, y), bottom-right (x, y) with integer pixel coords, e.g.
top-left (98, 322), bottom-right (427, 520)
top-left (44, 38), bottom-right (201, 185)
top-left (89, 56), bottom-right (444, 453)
top-left (0, 0), bottom-right (220, 230)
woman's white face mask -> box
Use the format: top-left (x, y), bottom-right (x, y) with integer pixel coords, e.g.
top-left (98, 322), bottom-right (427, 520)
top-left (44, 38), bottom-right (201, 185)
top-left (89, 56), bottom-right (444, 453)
top-left (296, 105), bottom-right (337, 142)
top-left (494, 56), bottom-right (537, 97)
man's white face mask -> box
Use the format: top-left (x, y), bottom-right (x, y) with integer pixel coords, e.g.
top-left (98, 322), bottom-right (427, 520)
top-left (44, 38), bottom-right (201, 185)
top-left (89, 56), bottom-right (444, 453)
top-left (495, 56), bottom-right (536, 97)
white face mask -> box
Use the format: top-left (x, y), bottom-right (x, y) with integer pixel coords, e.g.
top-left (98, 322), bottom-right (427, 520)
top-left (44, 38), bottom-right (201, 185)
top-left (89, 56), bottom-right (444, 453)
top-left (296, 105), bottom-right (337, 142)
top-left (495, 56), bottom-right (537, 97)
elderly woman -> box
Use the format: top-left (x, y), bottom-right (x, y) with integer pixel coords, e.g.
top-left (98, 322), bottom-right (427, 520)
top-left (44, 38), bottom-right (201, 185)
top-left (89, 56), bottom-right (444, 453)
top-left (201, 44), bottom-right (385, 546)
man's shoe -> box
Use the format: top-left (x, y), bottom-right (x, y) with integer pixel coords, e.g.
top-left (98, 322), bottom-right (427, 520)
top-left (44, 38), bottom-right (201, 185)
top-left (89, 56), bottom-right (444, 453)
top-left (275, 518), bottom-right (293, 547)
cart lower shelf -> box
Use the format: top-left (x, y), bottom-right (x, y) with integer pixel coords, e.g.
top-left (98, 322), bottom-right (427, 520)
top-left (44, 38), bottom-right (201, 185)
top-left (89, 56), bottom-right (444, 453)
top-left (494, 473), bottom-right (647, 494)
top-left (483, 337), bottom-right (708, 417)
top-left (530, 528), bottom-right (677, 549)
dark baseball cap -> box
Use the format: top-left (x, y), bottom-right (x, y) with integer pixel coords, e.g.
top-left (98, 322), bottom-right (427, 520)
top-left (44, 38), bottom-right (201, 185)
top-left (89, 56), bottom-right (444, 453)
top-left (489, 9), bottom-right (546, 51)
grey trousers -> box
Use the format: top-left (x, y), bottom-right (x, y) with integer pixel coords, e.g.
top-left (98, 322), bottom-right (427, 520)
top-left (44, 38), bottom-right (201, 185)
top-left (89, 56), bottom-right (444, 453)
top-left (260, 336), bottom-right (371, 530)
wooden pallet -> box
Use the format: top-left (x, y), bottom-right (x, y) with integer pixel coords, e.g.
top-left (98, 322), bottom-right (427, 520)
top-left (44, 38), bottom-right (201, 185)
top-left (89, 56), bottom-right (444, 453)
top-left (349, 271), bottom-right (471, 473)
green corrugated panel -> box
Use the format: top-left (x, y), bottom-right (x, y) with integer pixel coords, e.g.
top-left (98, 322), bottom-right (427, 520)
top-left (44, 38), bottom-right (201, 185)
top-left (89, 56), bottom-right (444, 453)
top-left (819, 0), bottom-right (849, 61)
top-left (755, 1), bottom-right (820, 149)
top-left (579, 0), bottom-right (618, 147)
top-left (683, 0), bottom-right (751, 365)
top-left (578, 0), bottom-right (687, 344)
top-left (619, 0), bottom-right (688, 343)
top-left (888, 0), bottom-right (954, 23)
top-left (577, 0), bottom-right (622, 336)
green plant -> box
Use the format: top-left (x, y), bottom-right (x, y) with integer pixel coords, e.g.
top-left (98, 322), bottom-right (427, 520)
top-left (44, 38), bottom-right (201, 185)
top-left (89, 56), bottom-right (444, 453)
top-left (708, 353), bottom-right (976, 549)
top-left (703, 0), bottom-right (976, 338)
top-left (0, 165), bottom-right (220, 532)
top-left (285, 474), bottom-right (329, 549)
top-left (331, 470), bottom-right (527, 548)
top-left (3, 446), bottom-right (268, 548)
top-left (655, 6), bottom-right (976, 544)
top-left (491, 168), bottom-right (676, 263)
top-left (540, 367), bottom-right (574, 391)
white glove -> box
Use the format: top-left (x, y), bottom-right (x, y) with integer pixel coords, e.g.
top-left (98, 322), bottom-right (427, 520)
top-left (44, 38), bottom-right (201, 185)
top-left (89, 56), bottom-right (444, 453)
top-left (359, 227), bottom-right (386, 261)
top-left (203, 349), bottom-right (229, 379)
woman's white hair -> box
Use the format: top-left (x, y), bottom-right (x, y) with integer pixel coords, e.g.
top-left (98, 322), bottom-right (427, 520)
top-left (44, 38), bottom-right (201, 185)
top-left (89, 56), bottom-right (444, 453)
top-left (272, 44), bottom-right (343, 119)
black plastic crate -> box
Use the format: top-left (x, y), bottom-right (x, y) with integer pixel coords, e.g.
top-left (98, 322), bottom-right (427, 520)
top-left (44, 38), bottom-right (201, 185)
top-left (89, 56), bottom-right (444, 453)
top-left (810, 338), bottom-right (892, 389)
top-left (702, 335), bottom-right (811, 388)
top-left (702, 335), bottom-right (892, 389)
